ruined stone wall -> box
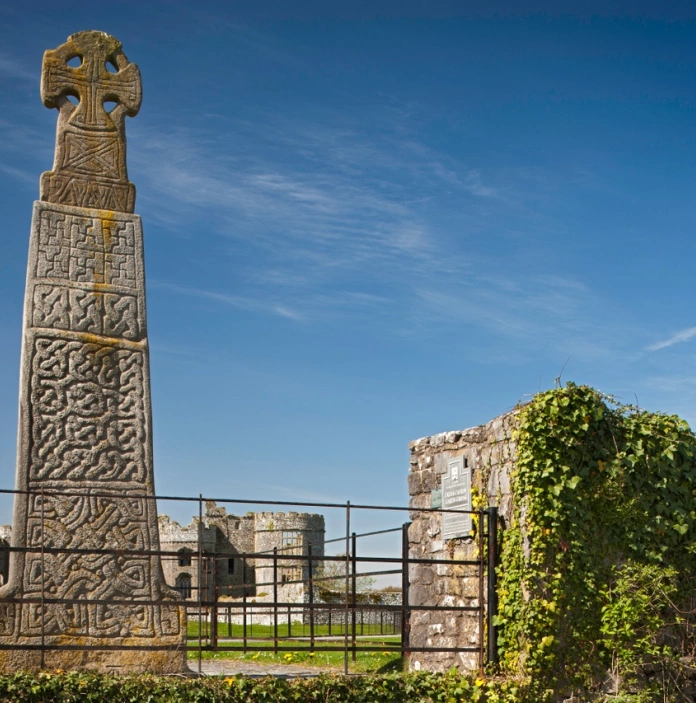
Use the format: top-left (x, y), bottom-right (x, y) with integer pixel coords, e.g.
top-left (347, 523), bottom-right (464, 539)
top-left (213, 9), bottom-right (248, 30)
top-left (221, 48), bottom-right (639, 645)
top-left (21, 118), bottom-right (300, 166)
top-left (158, 515), bottom-right (215, 602)
top-left (308, 590), bottom-right (402, 627)
top-left (158, 506), bottom-right (256, 602)
top-left (204, 505), bottom-right (255, 599)
top-left (407, 411), bottom-right (517, 673)
top-left (158, 506), bottom-right (325, 604)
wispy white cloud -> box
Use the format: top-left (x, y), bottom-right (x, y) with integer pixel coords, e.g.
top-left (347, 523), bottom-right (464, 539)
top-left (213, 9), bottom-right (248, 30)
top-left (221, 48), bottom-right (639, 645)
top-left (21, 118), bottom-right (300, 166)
top-left (0, 52), bottom-right (37, 81)
top-left (463, 169), bottom-right (497, 197)
top-left (413, 273), bottom-right (637, 361)
top-left (128, 104), bottom-right (501, 286)
top-left (126, 110), bottom-right (649, 365)
top-left (149, 280), bottom-right (303, 321)
top-left (646, 326), bottom-right (696, 352)
top-left (120, 95), bottom-right (657, 368)
top-left (0, 117), bottom-right (54, 165)
top-left (131, 123), bottom-right (439, 273)
top-left (0, 163), bottom-right (34, 184)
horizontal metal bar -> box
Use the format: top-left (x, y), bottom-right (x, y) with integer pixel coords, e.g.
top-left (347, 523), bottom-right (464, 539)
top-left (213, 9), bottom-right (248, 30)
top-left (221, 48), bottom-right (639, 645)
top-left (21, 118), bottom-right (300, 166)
top-left (0, 596), bottom-right (480, 613)
top-left (191, 644), bottom-right (483, 653)
top-left (323, 527), bottom-right (402, 546)
top-left (255, 527), bottom-right (403, 554)
top-left (4, 545), bottom-right (480, 567)
top-left (0, 486), bottom-right (478, 515)
top-left (250, 569), bottom-right (402, 589)
top-left (0, 642), bottom-right (481, 654)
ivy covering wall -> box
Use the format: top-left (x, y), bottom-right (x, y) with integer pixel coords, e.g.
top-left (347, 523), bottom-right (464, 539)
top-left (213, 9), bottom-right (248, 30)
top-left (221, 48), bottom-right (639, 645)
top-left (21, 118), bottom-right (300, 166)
top-left (495, 384), bottom-right (696, 701)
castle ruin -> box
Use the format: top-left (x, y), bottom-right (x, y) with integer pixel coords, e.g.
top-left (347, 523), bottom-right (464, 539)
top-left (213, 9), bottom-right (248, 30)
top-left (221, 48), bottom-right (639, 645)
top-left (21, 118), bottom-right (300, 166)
top-left (158, 502), bottom-right (325, 605)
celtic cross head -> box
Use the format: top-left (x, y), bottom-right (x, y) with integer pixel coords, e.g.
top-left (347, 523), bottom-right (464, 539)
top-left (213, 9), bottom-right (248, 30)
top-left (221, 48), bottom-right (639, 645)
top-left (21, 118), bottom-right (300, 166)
top-left (40, 31), bottom-right (142, 213)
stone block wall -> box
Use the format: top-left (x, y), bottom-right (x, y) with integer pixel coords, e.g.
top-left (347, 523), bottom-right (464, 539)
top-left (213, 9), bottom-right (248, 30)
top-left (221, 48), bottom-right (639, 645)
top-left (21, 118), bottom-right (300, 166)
top-left (407, 410), bottom-right (517, 672)
top-left (159, 505), bottom-right (325, 604)
top-left (158, 505), bottom-right (256, 602)
top-left (254, 512), bottom-right (325, 603)
top-left (308, 590), bottom-right (402, 627)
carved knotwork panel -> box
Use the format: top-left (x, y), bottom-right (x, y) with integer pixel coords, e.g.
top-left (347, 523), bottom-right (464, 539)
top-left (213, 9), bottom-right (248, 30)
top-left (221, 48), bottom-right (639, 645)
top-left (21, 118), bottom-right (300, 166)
top-left (29, 338), bottom-right (148, 483)
top-left (32, 286), bottom-right (139, 340)
top-left (18, 492), bottom-right (163, 638)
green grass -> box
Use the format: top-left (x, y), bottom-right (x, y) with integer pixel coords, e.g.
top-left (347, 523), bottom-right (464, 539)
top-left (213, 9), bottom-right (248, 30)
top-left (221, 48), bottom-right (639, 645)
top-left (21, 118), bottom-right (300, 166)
top-left (186, 620), bottom-right (401, 639)
top-left (185, 618), bottom-right (404, 672)
top-left (185, 640), bottom-right (403, 674)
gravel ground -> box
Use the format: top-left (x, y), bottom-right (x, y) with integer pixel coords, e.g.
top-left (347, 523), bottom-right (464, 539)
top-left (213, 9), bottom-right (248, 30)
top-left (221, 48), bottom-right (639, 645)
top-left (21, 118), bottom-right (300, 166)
top-left (186, 660), bottom-right (333, 678)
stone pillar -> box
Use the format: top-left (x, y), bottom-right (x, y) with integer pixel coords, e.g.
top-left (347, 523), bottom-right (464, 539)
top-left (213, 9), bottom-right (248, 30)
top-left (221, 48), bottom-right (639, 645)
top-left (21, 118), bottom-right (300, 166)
top-left (407, 412), bottom-right (516, 673)
top-left (0, 30), bottom-right (186, 673)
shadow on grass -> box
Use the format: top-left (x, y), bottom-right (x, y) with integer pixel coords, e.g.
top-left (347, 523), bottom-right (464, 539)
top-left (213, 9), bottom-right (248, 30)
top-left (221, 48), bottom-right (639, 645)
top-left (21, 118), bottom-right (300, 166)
top-left (373, 657), bottom-right (404, 674)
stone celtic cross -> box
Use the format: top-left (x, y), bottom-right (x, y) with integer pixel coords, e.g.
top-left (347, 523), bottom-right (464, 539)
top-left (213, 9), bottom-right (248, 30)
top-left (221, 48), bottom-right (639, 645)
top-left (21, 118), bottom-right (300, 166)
top-left (0, 31), bottom-right (186, 673)
top-left (40, 31), bottom-right (142, 213)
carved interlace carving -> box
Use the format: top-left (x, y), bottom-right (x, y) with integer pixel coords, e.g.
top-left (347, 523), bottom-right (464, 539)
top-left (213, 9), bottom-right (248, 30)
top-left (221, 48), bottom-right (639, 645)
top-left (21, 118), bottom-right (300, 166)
top-left (0, 491), bottom-right (181, 639)
top-left (40, 31), bottom-right (141, 213)
top-left (29, 338), bottom-right (147, 484)
top-left (17, 493), bottom-right (181, 639)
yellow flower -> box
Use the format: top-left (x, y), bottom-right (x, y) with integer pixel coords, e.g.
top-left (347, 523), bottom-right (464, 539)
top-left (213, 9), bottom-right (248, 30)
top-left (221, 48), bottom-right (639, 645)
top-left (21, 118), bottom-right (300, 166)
top-left (475, 678), bottom-right (486, 687)
top-left (309, 652), bottom-right (315, 657)
top-left (382, 651), bottom-right (388, 657)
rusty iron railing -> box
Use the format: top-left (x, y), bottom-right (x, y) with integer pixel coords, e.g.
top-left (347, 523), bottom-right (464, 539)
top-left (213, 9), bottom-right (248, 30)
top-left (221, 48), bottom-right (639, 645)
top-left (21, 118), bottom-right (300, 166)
top-left (0, 487), bottom-right (499, 674)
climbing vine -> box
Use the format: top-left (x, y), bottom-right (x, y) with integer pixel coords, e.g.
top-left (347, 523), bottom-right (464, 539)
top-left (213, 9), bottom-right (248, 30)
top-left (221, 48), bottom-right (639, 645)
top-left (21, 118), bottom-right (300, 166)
top-left (495, 383), bottom-right (696, 701)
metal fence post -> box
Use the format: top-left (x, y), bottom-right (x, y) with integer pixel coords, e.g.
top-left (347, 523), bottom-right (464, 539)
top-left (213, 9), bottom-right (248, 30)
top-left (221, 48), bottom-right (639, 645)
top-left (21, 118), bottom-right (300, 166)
top-left (273, 547), bottom-right (278, 653)
top-left (308, 540), bottom-right (315, 652)
top-left (242, 557), bottom-right (247, 654)
top-left (487, 506), bottom-right (499, 666)
top-left (344, 501), bottom-right (350, 675)
top-left (351, 531), bottom-right (357, 662)
top-left (478, 508), bottom-right (485, 675)
top-left (211, 562), bottom-right (218, 650)
top-left (40, 487), bottom-right (45, 670)
top-left (197, 494), bottom-right (203, 675)
top-left (401, 522), bottom-right (411, 665)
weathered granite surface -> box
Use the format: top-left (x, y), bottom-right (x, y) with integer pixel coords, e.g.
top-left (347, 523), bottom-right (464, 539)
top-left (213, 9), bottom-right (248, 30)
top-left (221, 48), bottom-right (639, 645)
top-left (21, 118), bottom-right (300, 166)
top-left (40, 31), bottom-right (141, 212)
top-left (407, 411), bottom-right (517, 673)
top-left (0, 30), bottom-right (185, 673)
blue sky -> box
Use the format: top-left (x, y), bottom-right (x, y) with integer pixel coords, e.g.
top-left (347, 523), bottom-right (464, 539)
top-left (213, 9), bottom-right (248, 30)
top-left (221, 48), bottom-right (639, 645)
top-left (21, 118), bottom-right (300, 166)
top-left (2, 2), bottom-right (696, 533)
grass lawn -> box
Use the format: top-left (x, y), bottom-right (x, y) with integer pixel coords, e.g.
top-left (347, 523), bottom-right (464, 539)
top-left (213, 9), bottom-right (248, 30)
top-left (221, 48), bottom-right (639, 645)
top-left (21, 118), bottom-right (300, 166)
top-left (186, 620), bottom-right (401, 640)
top-left (185, 620), bottom-right (403, 673)
top-left (185, 642), bottom-right (403, 674)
